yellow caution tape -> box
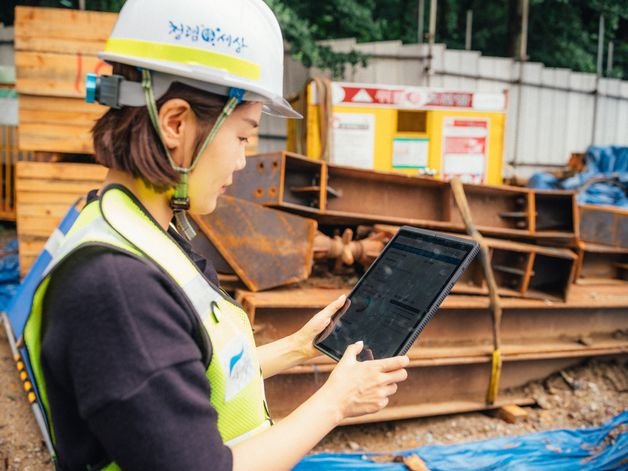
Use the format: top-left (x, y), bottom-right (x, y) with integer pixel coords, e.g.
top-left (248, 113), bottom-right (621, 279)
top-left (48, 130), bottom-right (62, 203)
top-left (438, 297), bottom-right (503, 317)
top-left (486, 349), bottom-right (502, 405)
top-left (105, 38), bottom-right (261, 81)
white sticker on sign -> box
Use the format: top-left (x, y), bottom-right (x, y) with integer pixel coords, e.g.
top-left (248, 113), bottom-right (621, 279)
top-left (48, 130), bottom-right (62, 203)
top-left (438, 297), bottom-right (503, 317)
top-left (392, 138), bottom-right (429, 168)
top-left (331, 113), bottom-right (376, 169)
top-left (442, 118), bottom-right (489, 183)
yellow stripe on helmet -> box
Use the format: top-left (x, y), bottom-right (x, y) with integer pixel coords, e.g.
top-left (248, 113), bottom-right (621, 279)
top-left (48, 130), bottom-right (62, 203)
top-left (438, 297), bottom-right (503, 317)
top-left (105, 38), bottom-right (261, 81)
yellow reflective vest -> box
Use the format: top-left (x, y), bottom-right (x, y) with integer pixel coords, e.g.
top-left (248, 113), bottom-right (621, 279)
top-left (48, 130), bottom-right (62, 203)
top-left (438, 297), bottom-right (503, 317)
top-left (24, 185), bottom-right (271, 469)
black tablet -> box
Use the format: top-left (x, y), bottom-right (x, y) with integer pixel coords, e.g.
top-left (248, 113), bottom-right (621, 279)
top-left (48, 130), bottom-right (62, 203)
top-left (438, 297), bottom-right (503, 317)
top-left (314, 226), bottom-right (479, 361)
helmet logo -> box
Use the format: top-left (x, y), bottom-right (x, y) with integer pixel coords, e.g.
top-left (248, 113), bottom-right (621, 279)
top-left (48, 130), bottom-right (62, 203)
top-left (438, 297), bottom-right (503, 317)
top-left (168, 21), bottom-right (248, 54)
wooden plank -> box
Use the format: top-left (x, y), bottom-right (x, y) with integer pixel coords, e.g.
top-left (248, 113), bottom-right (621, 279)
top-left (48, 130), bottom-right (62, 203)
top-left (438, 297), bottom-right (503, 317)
top-left (15, 192), bottom-right (88, 205)
top-left (494, 404), bottom-right (528, 424)
top-left (20, 95), bottom-right (107, 126)
top-left (16, 161), bottom-right (106, 275)
top-left (16, 51), bottom-right (112, 98)
top-left (17, 178), bottom-right (102, 194)
top-left (17, 160), bottom-right (107, 181)
top-left (19, 123), bottom-right (95, 154)
top-left (15, 7), bottom-right (116, 54)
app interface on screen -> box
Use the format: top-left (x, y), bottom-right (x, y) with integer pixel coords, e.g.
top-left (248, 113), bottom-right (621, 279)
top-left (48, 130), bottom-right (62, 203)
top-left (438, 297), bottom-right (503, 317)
top-left (321, 233), bottom-right (471, 359)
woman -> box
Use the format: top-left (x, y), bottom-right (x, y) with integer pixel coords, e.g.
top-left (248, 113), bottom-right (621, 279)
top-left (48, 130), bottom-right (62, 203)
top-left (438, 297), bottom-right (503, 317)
top-left (24, 0), bottom-right (409, 469)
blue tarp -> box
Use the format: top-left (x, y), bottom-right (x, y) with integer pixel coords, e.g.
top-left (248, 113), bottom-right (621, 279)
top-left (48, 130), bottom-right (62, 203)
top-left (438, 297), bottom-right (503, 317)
top-left (295, 412), bottom-right (627, 470)
top-left (528, 146), bottom-right (628, 208)
top-left (0, 239), bottom-right (20, 311)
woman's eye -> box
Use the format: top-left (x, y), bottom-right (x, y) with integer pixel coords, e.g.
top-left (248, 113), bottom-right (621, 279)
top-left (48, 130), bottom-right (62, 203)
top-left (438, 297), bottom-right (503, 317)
top-left (239, 137), bottom-right (249, 144)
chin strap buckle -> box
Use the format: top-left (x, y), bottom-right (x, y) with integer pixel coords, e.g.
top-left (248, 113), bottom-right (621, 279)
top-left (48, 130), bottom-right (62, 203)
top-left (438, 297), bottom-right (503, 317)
top-left (170, 195), bottom-right (190, 212)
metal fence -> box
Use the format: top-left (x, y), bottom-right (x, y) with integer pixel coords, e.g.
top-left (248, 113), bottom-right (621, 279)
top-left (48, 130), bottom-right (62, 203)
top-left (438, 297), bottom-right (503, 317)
top-left (261, 40), bottom-right (628, 178)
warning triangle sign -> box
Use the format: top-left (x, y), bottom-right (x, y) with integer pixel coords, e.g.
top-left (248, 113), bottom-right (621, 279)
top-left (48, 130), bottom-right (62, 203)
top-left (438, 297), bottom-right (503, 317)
top-left (352, 88), bottom-right (374, 103)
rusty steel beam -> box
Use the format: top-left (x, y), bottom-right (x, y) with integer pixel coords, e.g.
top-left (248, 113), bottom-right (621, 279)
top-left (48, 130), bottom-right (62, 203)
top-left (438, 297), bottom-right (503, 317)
top-left (579, 204), bottom-right (628, 249)
top-left (241, 284), bottom-right (626, 422)
top-left (190, 196), bottom-right (317, 291)
top-left (322, 165), bottom-right (542, 239)
top-left (228, 153), bottom-right (578, 241)
top-left (575, 241), bottom-right (628, 284)
top-left (374, 225), bottom-right (577, 301)
top-left (226, 152), bottom-right (327, 214)
top-left (265, 356), bottom-right (622, 424)
top-left (532, 190), bottom-right (578, 240)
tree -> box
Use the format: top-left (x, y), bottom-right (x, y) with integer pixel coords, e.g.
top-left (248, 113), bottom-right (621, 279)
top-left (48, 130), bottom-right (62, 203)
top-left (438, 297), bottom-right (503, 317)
top-left (3, 0), bottom-right (626, 79)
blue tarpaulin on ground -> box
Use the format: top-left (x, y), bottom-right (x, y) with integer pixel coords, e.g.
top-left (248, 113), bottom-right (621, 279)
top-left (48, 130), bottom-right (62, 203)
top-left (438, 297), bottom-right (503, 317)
top-left (295, 412), bottom-right (627, 470)
top-left (528, 146), bottom-right (628, 208)
top-left (0, 240), bottom-right (20, 312)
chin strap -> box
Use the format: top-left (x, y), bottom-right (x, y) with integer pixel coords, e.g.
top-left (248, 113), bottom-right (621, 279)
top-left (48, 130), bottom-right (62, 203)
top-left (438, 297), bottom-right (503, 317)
top-left (141, 69), bottom-right (244, 240)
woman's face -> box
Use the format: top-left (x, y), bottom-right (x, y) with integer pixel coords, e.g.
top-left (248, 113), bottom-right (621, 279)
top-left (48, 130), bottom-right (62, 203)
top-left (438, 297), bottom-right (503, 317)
top-left (188, 102), bottom-right (262, 214)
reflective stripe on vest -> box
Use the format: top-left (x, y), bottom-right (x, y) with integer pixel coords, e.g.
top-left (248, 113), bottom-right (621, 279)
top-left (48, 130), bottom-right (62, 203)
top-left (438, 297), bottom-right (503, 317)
top-left (24, 185), bottom-right (271, 468)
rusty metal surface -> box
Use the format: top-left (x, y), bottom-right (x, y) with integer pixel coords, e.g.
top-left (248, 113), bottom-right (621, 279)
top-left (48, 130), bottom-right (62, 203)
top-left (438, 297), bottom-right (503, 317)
top-left (374, 225), bottom-right (576, 301)
top-left (576, 242), bottom-right (628, 282)
top-left (191, 196), bottom-right (317, 291)
top-left (580, 205), bottom-right (628, 249)
top-left (240, 281), bottom-right (626, 423)
top-left (533, 190), bottom-right (577, 236)
top-left (264, 357), bottom-right (597, 423)
top-left (249, 302), bottom-right (627, 351)
top-left (226, 153), bottom-right (581, 241)
top-left (226, 152), bottom-right (325, 212)
top-left (325, 165), bottom-right (450, 223)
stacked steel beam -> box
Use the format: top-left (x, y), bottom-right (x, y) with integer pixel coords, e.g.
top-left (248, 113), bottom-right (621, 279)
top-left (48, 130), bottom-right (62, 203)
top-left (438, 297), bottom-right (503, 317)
top-left (192, 151), bottom-right (628, 424)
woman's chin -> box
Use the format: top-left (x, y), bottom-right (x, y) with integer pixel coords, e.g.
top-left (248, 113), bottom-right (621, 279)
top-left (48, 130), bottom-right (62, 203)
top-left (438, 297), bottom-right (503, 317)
top-left (191, 196), bottom-right (218, 216)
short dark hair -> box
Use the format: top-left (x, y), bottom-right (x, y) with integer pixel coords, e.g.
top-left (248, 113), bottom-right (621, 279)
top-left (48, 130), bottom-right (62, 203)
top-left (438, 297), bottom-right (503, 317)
top-left (92, 63), bottom-right (227, 192)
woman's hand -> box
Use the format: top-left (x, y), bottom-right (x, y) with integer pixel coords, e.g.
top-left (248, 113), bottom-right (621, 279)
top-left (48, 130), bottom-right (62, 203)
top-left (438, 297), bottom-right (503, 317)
top-left (320, 341), bottom-right (409, 420)
top-left (290, 294), bottom-right (347, 361)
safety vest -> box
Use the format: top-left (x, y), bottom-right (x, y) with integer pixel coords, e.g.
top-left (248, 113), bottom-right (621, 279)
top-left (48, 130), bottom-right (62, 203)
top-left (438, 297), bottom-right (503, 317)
top-left (24, 184), bottom-right (271, 470)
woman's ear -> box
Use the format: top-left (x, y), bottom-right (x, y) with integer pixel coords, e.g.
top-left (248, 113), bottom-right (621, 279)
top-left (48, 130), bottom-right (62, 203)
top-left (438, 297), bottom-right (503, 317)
top-left (158, 98), bottom-right (196, 167)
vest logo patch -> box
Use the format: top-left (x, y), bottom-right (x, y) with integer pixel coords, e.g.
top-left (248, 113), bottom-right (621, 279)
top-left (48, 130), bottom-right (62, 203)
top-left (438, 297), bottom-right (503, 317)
top-left (220, 334), bottom-right (256, 401)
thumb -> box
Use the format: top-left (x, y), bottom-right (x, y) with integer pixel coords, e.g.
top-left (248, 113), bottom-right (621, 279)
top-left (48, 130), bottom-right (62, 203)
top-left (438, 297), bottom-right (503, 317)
top-left (340, 341), bottom-right (364, 363)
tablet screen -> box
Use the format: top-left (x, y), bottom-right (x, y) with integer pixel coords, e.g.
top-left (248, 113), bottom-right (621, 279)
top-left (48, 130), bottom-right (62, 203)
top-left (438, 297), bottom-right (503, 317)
top-left (317, 229), bottom-right (475, 360)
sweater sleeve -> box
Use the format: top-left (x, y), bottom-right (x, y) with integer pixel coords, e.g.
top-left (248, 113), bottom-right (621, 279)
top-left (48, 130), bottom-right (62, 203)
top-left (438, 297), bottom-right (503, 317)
top-left (42, 246), bottom-right (232, 471)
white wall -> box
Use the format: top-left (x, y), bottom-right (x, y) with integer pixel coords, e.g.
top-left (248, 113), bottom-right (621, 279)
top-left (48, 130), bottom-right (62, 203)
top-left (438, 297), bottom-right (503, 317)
top-left (259, 40), bottom-right (628, 177)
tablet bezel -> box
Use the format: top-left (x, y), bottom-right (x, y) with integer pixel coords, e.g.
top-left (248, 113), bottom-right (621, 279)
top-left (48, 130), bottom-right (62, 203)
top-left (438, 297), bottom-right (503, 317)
top-left (314, 226), bottom-right (479, 361)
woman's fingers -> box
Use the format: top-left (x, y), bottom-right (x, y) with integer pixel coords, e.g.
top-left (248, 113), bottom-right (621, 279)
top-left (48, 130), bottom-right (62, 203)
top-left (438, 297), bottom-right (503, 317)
top-left (385, 368), bottom-right (409, 384)
top-left (370, 355), bottom-right (410, 372)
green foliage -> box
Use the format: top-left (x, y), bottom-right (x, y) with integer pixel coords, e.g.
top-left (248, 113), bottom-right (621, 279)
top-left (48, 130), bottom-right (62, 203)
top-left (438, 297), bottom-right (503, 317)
top-left (264, 0), bottom-right (369, 78)
top-left (7, 0), bottom-right (627, 79)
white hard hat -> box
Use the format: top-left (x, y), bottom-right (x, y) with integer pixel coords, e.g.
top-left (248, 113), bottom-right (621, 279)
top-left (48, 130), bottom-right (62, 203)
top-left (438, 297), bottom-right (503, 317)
top-left (98, 0), bottom-right (301, 119)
